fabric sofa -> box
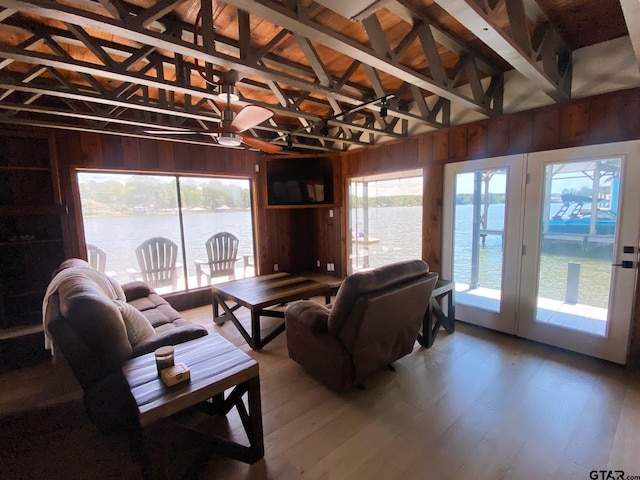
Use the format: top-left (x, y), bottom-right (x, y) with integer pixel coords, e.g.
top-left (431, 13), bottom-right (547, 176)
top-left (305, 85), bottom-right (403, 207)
top-left (43, 258), bottom-right (207, 433)
top-left (285, 259), bottom-right (438, 391)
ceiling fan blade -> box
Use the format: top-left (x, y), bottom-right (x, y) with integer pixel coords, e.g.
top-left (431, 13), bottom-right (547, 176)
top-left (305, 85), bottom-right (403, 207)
top-left (240, 134), bottom-right (282, 154)
top-left (231, 105), bottom-right (274, 132)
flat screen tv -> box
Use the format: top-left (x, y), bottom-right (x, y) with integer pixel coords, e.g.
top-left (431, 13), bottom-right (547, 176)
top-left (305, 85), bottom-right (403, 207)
top-left (266, 163), bottom-right (332, 206)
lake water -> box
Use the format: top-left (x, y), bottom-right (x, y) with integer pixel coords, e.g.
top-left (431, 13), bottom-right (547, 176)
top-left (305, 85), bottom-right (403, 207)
top-left (452, 203), bottom-right (612, 308)
top-left (84, 210), bottom-right (255, 286)
top-left (85, 204), bottom-right (612, 307)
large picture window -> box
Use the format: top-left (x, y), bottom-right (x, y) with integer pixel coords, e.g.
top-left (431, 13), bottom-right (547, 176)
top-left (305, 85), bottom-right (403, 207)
top-left (347, 169), bottom-right (423, 274)
top-left (77, 172), bottom-right (255, 293)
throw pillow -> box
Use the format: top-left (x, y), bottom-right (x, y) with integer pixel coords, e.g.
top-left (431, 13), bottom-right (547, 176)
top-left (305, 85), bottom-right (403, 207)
top-left (114, 300), bottom-right (155, 346)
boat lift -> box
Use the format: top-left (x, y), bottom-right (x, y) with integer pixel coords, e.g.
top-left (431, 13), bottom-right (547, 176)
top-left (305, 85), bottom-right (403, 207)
top-left (466, 161), bottom-right (619, 290)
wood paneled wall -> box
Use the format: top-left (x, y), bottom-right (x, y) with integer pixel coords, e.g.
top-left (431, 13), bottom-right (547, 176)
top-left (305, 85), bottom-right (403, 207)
top-left (53, 133), bottom-right (260, 273)
top-left (54, 132), bottom-right (342, 280)
top-left (9, 86), bottom-right (640, 365)
top-left (255, 154), bottom-right (343, 276)
top-left (342, 86), bottom-right (640, 367)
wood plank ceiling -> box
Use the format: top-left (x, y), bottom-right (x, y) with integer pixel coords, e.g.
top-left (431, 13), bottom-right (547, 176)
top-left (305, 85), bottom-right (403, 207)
top-left (0, 0), bottom-right (630, 154)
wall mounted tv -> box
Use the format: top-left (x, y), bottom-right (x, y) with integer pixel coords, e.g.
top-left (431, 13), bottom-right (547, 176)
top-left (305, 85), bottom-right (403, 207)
top-left (266, 158), bottom-right (333, 206)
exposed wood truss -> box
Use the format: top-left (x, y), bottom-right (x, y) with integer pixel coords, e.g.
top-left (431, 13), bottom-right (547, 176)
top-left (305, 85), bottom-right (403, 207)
top-left (0, 0), bottom-right (587, 152)
top-left (619, 0), bottom-right (640, 74)
top-left (433, 0), bottom-right (571, 101)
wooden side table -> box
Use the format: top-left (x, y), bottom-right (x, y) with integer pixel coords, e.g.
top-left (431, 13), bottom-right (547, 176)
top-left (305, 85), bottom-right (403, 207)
top-left (122, 334), bottom-right (264, 466)
top-left (300, 273), bottom-right (343, 303)
top-left (418, 279), bottom-right (456, 348)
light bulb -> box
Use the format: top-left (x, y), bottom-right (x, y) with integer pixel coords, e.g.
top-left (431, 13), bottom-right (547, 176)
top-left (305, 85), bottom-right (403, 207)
top-left (218, 133), bottom-right (242, 146)
top-left (217, 84), bottom-right (239, 102)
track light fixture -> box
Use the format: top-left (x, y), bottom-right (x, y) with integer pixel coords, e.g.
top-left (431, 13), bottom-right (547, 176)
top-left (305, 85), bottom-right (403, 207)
top-left (288, 94), bottom-right (395, 139)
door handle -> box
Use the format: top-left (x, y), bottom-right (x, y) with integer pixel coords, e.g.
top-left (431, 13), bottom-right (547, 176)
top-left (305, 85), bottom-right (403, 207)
top-left (612, 260), bottom-right (634, 268)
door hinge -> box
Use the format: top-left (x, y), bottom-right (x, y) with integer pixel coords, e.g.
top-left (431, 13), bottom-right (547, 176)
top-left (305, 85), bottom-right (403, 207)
top-left (525, 173), bottom-right (531, 185)
top-left (522, 245), bottom-right (526, 255)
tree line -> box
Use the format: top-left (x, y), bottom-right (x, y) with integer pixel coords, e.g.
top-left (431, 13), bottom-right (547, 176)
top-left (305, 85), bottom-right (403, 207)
top-left (79, 176), bottom-right (251, 215)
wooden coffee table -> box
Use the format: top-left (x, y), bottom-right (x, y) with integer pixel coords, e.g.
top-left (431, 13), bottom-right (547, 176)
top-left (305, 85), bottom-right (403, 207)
top-left (210, 272), bottom-right (336, 350)
top-left (122, 334), bottom-right (264, 465)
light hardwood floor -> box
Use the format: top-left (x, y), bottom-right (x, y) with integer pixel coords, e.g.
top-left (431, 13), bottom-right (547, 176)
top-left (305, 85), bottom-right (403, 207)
top-left (1, 302), bottom-right (640, 480)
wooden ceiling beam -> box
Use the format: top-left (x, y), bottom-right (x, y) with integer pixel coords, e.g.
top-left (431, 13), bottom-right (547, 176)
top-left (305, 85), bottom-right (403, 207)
top-left (0, 0), bottom-right (426, 134)
top-left (433, 0), bottom-right (572, 102)
top-left (0, 0), bottom-right (371, 108)
top-left (95, 0), bottom-right (127, 20)
top-left (0, 0), bottom-right (451, 149)
top-left (619, 0), bottom-right (640, 74)
top-left (293, 33), bottom-right (333, 87)
top-left (136, 0), bottom-right (186, 28)
top-left (222, 0), bottom-right (499, 116)
top-left (386, 0), bottom-right (498, 75)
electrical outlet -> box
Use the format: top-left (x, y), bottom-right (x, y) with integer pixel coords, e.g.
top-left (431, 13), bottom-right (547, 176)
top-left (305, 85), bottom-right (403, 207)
top-left (254, 164), bottom-right (260, 172)
top-left (317, 260), bottom-right (320, 267)
top-left (326, 263), bottom-right (331, 271)
top-left (329, 209), bottom-right (334, 218)
top-left (274, 263), bottom-right (278, 271)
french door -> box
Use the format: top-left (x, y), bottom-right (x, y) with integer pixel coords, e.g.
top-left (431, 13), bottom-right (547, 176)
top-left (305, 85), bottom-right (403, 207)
top-left (518, 142), bottom-right (640, 364)
top-left (442, 155), bottom-right (525, 334)
top-left (443, 141), bottom-right (640, 364)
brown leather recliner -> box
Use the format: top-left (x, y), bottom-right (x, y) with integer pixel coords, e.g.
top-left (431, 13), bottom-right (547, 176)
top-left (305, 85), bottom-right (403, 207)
top-left (285, 259), bottom-right (438, 391)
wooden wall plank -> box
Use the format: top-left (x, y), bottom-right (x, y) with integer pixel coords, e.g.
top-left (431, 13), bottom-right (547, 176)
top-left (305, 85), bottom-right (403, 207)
top-left (121, 137), bottom-right (140, 169)
top-left (139, 139), bottom-right (160, 170)
top-left (433, 131), bottom-right (449, 162)
top-left (487, 117), bottom-right (510, 157)
top-left (380, 144), bottom-right (392, 169)
top-left (560, 102), bottom-right (590, 145)
top-left (467, 122), bottom-right (488, 159)
top-left (449, 125), bottom-right (467, 161)
top-left (157, 141), bottom-right (174, 171)
top-left (423, 163), bottom-right (442, 272)
top-left (189, 144), bottom-right (206, 172)
top-left (401, 138), bottom-right (418, 165)
top-left (79, 133), bottom-right (103, 167)
top-left (101, 135), bottom-right (124, 168)
top-left (622, 90), bottom-right (640, 140)
top-left (508, 112), bottom-right (533, 153)
top-left (173, 143), bottom-right (191, 172)
top-left (590, 94), bottom-right (625, 144)
top-left (418, 134), bottom-right (433, 164)
top-left (60, 131), bottom-right (84, 166)
top-left (532, 109), bottom-right (560, 149)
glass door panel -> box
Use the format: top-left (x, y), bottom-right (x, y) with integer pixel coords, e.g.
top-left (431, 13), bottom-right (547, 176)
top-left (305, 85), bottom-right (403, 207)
top-left (452, 169), bottom-right (507, 313)
top-left (519, 141), bottom-right (640, 364)
top-left (78, 172), bottom-right (182, 293)
top-left (78, 172), bottom-right (256, 294)
top-left (179, 176), bottom-right (255, 287)
top-left (534, 159), bottom-right (619, 336)
top-left (443, 155), bottom-right (524, 334)
top-left (347, 170), bottom-right (423, 274)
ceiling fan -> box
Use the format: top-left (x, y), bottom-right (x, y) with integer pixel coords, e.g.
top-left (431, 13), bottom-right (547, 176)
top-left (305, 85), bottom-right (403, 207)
top-left (145, 6), bottom-right (283, 154)
top-left (145, 93), bottom-right (282, 154)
